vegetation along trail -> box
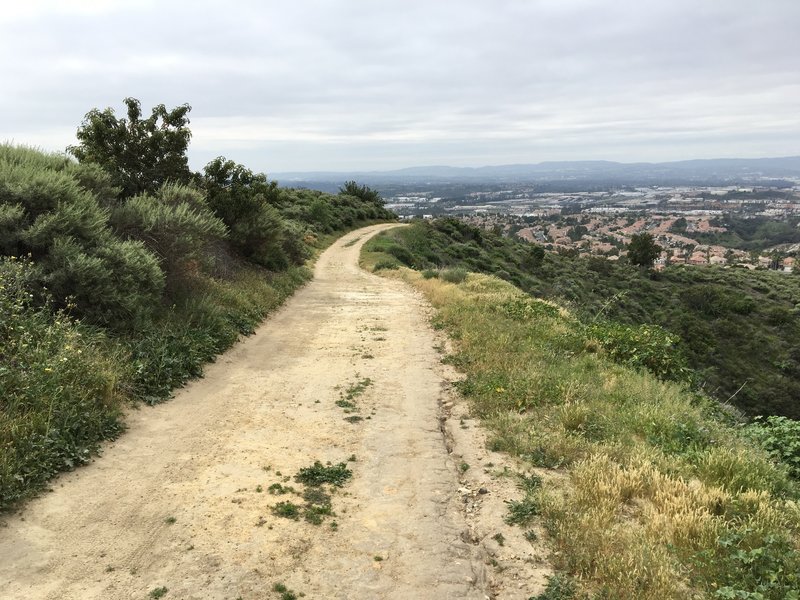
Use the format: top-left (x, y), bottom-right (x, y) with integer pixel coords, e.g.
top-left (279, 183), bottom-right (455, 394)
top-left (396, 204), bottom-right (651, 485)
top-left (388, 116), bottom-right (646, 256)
top-left (0, 224), bottom-right (517, 599)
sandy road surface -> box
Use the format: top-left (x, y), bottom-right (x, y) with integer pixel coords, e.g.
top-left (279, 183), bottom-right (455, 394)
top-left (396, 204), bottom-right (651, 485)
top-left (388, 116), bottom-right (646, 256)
top-left (0, 224), bottom-right (492, 600)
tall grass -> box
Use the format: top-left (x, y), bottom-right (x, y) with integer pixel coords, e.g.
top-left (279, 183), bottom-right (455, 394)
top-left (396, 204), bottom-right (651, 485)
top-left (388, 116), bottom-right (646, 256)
top-left (371, 258), bottom-right (800, 599)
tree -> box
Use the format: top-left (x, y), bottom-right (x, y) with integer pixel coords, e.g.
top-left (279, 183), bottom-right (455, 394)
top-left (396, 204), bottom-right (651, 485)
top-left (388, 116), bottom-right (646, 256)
top-left (339, 181), bottom-right (383, 205)
top-left (669, 217), bottom-right (688, 234)
top-left (201, 157), bottom-right (298, 269)
top-left (68, 98), bottom-right (192, 198)
top-left (627, 233), bottom-right (662, 268)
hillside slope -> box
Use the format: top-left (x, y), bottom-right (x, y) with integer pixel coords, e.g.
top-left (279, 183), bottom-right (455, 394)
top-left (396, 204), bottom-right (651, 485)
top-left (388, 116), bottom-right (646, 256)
top-left (360, 243), bottom-right (800, 599)
top-left (365, 219), bottom-right (800, 418)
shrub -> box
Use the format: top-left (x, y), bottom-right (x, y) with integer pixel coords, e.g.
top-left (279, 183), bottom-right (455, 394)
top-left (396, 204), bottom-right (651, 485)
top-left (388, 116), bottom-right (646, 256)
top-left (111, 183), bottom-right (228, 287)
top-left (0, 145), bottom-right (166, 327)
top-left (373, 259), bottom-right (400, 271)
top-left (586, 321), bottom-right (690, 382)
top-left (43, 236), bottom-right (164, 327)
top-left (441, 267), bottom-right (468, 284)
top-left (532, 574), bottom-right (581, 600)
top-left (748, 416), bottom-right (800, 479)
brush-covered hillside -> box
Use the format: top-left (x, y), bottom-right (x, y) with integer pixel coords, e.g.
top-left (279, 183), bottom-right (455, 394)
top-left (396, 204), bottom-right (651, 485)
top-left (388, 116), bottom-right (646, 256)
top-left (362, 233), bottom-right (800, 600)
top-left (0, 99), bottom-right (395, 509)
top-left (366, 219), bottom-right (800, 420)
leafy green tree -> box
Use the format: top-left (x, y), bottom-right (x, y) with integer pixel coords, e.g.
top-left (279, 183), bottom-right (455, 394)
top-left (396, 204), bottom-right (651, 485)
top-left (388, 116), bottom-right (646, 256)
top-left (201, 157), bottom-right (298, 269)
top-left (627, 233), bottom-right (661, 268)
top-left (339, 181), bottom-right (383, 206)
top-left (669, 217), bottom-right (688, 234)
top-left (69, 98), bottom-right (192, 198)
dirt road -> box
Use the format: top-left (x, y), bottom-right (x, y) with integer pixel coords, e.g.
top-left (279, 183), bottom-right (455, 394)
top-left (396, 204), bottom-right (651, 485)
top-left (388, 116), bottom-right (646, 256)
top-left (0, 224), bottom-right (503, 599)
top-left (0, 224), bottom-right (550, 599)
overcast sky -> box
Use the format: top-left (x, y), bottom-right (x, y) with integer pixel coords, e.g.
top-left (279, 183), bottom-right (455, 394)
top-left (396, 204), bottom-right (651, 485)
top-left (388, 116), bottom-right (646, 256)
top-left (2, 0), bottom-right (799, 173)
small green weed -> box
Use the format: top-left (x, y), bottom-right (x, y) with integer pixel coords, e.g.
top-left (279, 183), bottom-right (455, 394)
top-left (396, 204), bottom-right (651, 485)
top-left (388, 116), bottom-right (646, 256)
top-left (164, 516), bottom-right (176, 525)
top-left (493, 532), bottom-right (506, 546)
top-left (303, 503), bottom-right (333, 525)
top-left (505, 496), bottom-right (541, 526)
top-left (295, 462), bottom-right (352, 487)
top-left (148, 587), bottom-right (168, 599)
top-left (344, 377), bottom-right (373, 401)
top-left (272, 582), bottom-right (299, 599)
top-left (271, 501), bottom-right (301, 520)
top-left (530, 574), bottom-right (580, 600)
top-left (517, 473), bottom-right (543, 494)
top-left (268, 483), bottom-right (295, 495)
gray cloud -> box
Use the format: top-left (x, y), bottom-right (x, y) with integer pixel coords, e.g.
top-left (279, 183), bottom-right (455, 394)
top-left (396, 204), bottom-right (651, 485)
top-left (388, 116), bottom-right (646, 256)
top-left (1, 0), bottom-right (798, 171)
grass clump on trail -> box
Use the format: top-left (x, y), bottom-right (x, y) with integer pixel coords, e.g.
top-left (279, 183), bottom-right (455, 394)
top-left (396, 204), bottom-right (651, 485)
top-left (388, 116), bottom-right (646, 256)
top-left (362, 240), bottom-right (800, 600)
top-left (270, 461), bottom-right (352, 526)
top-left (295, 461), bottom-right (352, 487)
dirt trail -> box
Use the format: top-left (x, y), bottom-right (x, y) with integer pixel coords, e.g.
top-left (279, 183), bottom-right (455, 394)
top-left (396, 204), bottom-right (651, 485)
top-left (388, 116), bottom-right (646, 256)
top-left (0, 225), bottom-right (485, 599)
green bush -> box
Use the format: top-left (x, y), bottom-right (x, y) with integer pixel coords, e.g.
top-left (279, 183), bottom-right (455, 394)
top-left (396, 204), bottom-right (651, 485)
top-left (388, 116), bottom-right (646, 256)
top-left (697, 528), bottom-right (800, 600)
top-left (441, 267), bottom-right (468, 284)
top-left (748, 416), bottom-right (800, 479)
top-left (586, 321), bottom-right (690, 382)
top-left (112, 183), bottom-right (227, 287)
top-left (0, 145), bottom-right (166, 327)
top-left (373, 259), bottom-right (400, 271)
top-left (43, 236), bottom-right (164, 327)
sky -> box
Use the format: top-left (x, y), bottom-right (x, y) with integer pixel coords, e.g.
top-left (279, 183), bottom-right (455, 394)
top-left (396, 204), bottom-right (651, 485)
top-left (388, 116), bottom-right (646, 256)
top-left (1, 0), bottom-right (799, 173)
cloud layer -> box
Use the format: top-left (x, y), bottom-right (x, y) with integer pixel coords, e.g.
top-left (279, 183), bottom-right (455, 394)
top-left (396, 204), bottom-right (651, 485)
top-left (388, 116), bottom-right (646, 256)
top-left (2, 0), bottom-right (798, 171)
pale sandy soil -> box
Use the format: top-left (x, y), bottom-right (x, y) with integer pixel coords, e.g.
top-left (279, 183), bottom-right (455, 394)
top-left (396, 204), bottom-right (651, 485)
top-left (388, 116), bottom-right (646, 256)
top-left (0, 224), bottom-right (549, 599)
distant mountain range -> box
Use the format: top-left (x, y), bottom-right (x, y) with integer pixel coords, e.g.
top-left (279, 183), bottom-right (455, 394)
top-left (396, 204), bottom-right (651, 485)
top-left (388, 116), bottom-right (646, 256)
top-left (272, 156), bottom-right (800, 187)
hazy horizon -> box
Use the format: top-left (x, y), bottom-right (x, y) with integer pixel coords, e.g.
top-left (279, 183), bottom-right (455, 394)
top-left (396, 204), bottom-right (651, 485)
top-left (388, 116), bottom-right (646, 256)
top-left (2, 0), bottom-right (799, 172)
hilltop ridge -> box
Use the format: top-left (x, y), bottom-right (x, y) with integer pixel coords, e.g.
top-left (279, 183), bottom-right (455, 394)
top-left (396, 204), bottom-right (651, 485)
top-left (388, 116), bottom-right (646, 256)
top-left (274, 156), bottom-right (800, 185)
